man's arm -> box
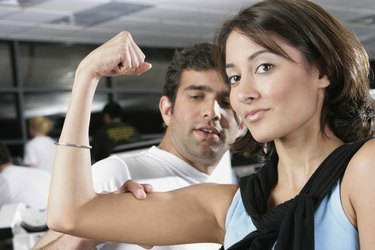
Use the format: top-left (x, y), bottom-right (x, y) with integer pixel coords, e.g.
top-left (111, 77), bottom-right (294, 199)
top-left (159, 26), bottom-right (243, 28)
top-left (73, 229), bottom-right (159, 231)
top-left (33, 230), bottom-right (99, 250)
top-left (33, 180), bottom-right (153, 249)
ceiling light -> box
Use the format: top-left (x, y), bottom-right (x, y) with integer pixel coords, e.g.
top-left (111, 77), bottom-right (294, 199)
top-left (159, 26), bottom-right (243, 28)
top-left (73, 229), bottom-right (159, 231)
top-left (0, 0), bottom-right (48, 7)
top-left (50, 1), bottom-right (152, 27)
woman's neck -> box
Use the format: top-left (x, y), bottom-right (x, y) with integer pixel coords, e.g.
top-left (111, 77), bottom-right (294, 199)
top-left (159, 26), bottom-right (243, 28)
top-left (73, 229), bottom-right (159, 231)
top-left (274, 132), bottom-right (343, 196)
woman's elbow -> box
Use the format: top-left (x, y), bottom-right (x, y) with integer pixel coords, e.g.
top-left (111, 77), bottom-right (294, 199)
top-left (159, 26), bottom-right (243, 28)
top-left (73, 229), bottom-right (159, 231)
top-left (47, 209), bottom-right (79, 234)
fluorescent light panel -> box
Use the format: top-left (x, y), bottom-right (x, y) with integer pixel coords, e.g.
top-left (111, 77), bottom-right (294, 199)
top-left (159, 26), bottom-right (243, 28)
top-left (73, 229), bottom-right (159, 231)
top-left (50, 1), bottom-right (152, 27)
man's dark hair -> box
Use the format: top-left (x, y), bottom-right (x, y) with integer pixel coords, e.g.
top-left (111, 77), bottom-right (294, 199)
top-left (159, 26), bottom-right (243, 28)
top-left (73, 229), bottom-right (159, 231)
top-left (164, 42), bottom-right (218, 109)
top-left (102, 102), bottom-right (123, 119)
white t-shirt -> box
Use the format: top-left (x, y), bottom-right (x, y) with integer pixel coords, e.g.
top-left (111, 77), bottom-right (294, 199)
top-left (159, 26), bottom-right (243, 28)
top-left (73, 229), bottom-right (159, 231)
top-left (0, 165), bottom-right (51, 210)
top-left (0, 175), bottom-right (11, 206)
top-left (24, 136), bottom-right (56, 173)
top-left (92, 146), bottom-right (236, 250)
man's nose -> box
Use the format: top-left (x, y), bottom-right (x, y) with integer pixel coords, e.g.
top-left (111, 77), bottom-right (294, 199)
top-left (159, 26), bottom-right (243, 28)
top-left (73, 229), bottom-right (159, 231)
top-left (203, 100), bottom-right (221, 120)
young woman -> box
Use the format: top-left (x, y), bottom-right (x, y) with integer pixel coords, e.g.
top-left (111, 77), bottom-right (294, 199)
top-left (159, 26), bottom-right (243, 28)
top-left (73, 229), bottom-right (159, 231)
top-left (47, 0), bottom-right (375, 249)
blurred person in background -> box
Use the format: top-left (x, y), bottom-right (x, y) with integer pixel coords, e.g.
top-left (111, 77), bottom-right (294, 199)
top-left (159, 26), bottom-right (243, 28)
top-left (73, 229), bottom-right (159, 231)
top-left (91, 101), bottom-right (141, 162)
top-left (24, 116), bottom-right (56, 173)
top-left (0, 143), bottom-right (50, 210)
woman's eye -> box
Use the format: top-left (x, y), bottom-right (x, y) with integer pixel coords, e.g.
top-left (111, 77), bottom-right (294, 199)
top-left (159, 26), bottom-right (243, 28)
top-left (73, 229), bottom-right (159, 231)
top-left (228, 75), bottom-right (240, 85)
top-left (255, 63), bottom-right (273, 73)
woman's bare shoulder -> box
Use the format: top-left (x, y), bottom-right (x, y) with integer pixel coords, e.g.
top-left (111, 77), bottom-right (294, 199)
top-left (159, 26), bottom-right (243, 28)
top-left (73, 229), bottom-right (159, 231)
top-left (346, 138), bottom-right (375, 177)
top-left (341, 139), bottom-right (375, 231)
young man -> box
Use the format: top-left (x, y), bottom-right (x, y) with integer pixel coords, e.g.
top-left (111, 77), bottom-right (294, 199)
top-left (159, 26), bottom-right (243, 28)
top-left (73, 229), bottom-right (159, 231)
top-left (34, 42), bottom-right (241, 250)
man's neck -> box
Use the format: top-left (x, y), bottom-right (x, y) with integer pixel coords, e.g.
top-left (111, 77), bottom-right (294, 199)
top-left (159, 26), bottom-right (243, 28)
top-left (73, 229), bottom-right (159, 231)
top-left (158, 138), bottom-right (221, 174)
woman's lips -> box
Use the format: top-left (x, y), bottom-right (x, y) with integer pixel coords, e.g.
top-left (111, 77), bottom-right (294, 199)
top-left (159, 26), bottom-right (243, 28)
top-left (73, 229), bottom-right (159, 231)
top-left (244, 109), bottom-right (269, 122)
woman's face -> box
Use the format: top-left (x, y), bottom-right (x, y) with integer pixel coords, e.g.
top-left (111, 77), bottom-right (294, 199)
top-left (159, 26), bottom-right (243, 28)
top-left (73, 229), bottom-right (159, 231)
top-left (225, 31), bottom-right (329, 143)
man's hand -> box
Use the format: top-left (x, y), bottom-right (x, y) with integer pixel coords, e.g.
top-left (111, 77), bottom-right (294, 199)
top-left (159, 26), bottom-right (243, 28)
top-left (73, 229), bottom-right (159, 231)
top-left (114, 179), bottom-right (154, 199)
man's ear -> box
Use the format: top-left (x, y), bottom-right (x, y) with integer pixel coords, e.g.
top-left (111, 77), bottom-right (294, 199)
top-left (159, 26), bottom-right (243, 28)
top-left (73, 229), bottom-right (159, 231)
top-left (159, 96), bottom-right (172, 126)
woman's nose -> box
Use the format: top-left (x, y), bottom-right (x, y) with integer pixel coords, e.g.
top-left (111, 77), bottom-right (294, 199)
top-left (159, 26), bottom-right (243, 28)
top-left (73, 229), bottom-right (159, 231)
top-left (235, 77), bottom-right (259, 104)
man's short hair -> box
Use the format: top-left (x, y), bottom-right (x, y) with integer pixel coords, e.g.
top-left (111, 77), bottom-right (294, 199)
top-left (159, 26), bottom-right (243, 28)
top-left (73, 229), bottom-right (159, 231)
top-left (164, 42), bottom-right (218, 108)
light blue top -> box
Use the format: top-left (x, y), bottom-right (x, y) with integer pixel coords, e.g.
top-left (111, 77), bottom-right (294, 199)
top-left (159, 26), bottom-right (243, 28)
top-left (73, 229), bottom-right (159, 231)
top-left (224, 179), bottom-right (359, 249)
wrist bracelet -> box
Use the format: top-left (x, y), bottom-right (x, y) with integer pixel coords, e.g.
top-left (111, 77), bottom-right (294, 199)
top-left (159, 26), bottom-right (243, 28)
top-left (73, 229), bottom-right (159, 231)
top-left (54, 141), bottom-right (92, 149)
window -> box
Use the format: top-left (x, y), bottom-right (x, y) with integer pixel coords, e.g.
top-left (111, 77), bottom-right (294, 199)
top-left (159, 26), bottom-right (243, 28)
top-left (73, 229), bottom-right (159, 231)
top-left (0, 40), bottom-right (172, 158)
top-left (0, 41), bottom-right (12, 87)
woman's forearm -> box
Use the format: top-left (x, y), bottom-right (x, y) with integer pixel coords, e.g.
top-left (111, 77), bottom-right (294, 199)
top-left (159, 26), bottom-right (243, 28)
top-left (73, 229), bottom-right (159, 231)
top-left (47, 71), bottom-right (99, 232)
top-left (47, 31), bottom-right (153, 236)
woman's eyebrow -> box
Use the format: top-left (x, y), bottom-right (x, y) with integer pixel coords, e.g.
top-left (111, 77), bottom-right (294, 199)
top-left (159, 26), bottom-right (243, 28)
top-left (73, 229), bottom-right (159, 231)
top-left (225, 49), bottom-right (270, 69)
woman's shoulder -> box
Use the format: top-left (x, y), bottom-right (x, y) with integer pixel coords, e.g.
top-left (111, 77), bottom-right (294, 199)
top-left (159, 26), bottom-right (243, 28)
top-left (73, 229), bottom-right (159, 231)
top-left (341, 138), bottom-right (375, 229)
top-left (346, 138), bottom-right (375, 176)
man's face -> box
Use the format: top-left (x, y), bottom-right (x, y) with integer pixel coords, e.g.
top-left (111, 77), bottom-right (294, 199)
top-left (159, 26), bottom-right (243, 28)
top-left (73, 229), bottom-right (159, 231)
top-left (161, 69), bottom-right (240, 172)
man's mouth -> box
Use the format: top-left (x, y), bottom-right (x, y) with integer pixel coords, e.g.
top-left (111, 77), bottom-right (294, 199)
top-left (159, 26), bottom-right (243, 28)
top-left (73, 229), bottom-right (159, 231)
top-left (194, 126), bottom-right (221, 140)
top-left (199, 127), bottom-right (217, 135)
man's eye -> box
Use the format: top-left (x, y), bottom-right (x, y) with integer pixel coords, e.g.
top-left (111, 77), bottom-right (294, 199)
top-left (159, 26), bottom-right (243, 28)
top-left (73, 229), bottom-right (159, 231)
top-left (190, 95), bottom-right (203, 100)
top-left (255, 63), bottom-right (273, 73)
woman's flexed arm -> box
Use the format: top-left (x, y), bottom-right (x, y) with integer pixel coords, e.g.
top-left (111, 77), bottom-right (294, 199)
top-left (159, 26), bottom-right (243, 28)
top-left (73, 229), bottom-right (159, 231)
top-left (47, 31), bottom-right (152, 237)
